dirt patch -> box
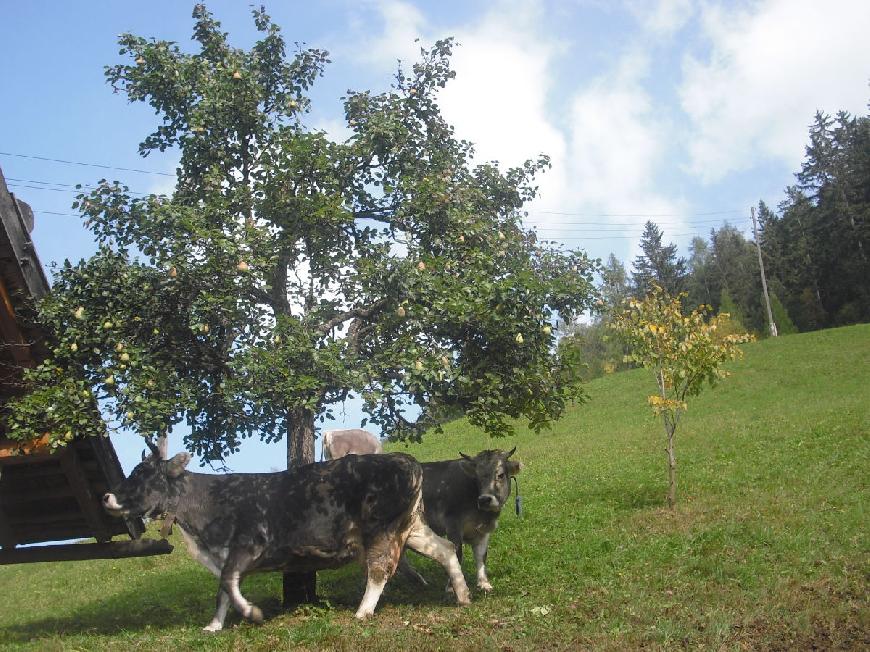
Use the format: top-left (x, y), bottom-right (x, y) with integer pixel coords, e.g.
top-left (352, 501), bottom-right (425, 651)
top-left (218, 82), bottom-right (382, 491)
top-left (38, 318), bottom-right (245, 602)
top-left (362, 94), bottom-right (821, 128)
top-left (725, 576), bottom-right (869, 651)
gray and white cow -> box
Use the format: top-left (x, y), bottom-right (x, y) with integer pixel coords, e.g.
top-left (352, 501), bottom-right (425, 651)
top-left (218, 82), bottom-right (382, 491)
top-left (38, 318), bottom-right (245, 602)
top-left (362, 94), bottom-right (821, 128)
top-left (321, 428), bottom-right (383, 460)
top-left (400, 448), bottom-right (522, 592)
top-left (103, 441), bottom-right (470, 631)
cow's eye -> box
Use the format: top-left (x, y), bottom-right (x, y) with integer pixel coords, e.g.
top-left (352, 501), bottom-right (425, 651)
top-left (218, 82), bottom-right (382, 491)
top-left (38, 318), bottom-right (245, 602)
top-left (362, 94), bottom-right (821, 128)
top-left (497, 471), bottom-right (506, 480)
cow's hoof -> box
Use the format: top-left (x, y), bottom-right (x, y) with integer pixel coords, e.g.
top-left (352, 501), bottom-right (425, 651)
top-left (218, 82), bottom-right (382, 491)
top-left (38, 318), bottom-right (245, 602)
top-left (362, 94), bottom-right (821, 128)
top-left (354, 608), bottom-right (374, 620)
top-left (247, 605), bottom-right (264, 625)
top-left (202, 622), bottom-right (223, 633)
top-left (455, 590), bottom-right (471, 606)
top-left (477, 580), bottom-right (493, 592)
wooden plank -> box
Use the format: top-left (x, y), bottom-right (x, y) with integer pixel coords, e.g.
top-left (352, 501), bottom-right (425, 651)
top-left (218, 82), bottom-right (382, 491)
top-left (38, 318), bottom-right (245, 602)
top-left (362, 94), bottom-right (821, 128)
top-left (11, 525), bottom-right (95, 545)
top-left (0, 504), bottom-right (15, 548)
top-left (59, 446), bottom-right (112, 543)
top-left (0, 171), bottom-right (50, 300)
top-left (6, 511), bottom-right (85, 527)
top-left (0, 451), bottom-right (61, 468)
top-left (0, 484), bottom-right (77, 503)
top-left (0, 539), bottom-right (174, 565)
top-left (0, 277), bottom-right (32, 367)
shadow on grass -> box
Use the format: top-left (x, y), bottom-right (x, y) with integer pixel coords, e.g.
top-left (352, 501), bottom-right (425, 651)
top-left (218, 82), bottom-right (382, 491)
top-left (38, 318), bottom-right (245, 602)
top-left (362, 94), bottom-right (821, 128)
top-left (1, 561), bottom-right (467, 645)
top-left (576, 481), bottom-right (666, 514)
top-left (0, 566), bottom-right (229, 644)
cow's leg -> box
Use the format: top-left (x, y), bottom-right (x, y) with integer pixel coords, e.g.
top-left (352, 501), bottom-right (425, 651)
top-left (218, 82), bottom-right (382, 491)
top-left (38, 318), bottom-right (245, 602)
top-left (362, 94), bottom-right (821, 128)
top-left (405, 518), bottom-right (471, 606)
top-left (356, 570), bottom-right (389, 619)
top-left (441, 527), bottom-right (464, 595)
top-left (219, 552), bottom-right (264, 626)
top-left (355, 534), bottom-right (402, 619)
top-left (396, 550), bottom-right (429, 586)
top-left (202, 588), bottom-right (231, 632)
top-left (471, 533), bottom-right (493, 592)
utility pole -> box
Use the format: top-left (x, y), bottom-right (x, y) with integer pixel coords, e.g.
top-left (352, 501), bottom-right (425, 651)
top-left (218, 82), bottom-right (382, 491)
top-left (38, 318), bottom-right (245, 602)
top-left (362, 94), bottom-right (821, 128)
top-left (751, 206), bottom-right (777, 337)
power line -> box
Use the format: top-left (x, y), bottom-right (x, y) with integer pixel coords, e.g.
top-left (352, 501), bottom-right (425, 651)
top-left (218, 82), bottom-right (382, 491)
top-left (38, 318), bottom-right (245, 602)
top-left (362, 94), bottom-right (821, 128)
top-left (525, 216), bottom-right (747, 227)
top-left (0, 151), bottom-right (174, 177)
top-left (528, 209), bottom-right (743, 218)
top-left (547, 233), bottom-right (724, 241)
top-left (530, 222), bottom-right (750, 233)
top-left (6, 180), bottom-right (153, 197)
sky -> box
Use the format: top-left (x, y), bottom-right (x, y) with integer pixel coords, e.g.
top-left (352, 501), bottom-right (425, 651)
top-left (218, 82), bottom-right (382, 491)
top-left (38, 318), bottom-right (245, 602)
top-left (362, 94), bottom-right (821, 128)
top-left (1, 0), bottom-right (868, 474)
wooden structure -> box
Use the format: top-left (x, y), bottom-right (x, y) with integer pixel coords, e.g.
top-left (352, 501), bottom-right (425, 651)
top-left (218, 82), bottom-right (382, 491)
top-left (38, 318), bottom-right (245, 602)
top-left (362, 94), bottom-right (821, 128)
top-left (0, 167), bottom-right (171, 563)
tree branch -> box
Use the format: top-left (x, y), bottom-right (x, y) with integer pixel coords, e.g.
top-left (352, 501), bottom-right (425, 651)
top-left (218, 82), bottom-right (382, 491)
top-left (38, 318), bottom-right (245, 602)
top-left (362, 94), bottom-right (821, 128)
top-left (316, 298), bottom-right (389, 336)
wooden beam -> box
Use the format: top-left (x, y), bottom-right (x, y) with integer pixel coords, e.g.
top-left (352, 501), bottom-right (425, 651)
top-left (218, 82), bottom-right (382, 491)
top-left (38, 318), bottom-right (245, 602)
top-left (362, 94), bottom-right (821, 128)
top-left (0, 538), bottom-right (173, 565)
top-left (0, 277), bottom-right (32, 367)
top-left (0, 484), bottom-right (77, 503)
top-left (0, 504), bottom-right (15, 548)
top-left (60, 446), bottom-right (113, 543)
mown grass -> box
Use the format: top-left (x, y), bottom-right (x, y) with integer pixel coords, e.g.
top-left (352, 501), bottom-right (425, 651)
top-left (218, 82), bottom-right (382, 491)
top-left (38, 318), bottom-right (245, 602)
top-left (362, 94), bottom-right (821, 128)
top-left (1, 324), bottom-right (867, 650)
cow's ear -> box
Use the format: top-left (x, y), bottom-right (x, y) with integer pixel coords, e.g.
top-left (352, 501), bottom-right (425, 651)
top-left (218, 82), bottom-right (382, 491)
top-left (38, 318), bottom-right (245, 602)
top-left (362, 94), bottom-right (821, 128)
top-left (506, 460), bottom-right (522, 476)
top-left (166, 452), bottom-right (191, 478)
top-left (458, 452), bottom-right (476, 477)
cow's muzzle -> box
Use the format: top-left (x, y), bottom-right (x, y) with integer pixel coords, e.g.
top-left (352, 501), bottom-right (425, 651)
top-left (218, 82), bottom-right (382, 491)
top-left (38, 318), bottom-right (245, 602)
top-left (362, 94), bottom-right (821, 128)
top-left (477, 494), bottom-right (501, 512)
top-left (102, 493), bottom-right (126, 516)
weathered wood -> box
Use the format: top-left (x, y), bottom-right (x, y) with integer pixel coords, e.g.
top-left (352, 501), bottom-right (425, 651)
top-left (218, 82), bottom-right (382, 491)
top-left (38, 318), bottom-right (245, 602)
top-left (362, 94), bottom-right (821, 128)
top-left (0, 277), bottom-right (32, 367)
top-left (0, 170), bottom-right (50, 301)
top-left (0, 538), bottom-right (174, 565)
top-left (0, 451), bottom-right (61, 468)
top-left (6, 511), bottom-right (86, 527)
top-left (1, 483), bottom-right (78, 503)
top-left (60, 446), bottom-right (113, 543)
top-left (0, 504), bottom-right (15, 548)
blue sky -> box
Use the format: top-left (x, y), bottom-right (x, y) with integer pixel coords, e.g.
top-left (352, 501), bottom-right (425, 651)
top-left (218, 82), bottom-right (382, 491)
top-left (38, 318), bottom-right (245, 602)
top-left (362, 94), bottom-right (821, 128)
top-left (2, 0), bottom-right (868, 473)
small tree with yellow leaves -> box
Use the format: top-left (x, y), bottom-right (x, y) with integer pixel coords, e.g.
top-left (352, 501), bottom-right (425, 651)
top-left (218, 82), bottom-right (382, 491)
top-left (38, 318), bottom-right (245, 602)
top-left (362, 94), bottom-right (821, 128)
top-left (610, 285), bottom-right (753, 510)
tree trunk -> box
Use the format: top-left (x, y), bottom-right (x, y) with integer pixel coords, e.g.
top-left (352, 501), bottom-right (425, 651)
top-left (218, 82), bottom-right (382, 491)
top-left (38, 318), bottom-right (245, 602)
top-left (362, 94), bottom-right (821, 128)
top-left (282, 406), bottom-right (318, 608)
top-left (665, 417), bottom-right (677, 511)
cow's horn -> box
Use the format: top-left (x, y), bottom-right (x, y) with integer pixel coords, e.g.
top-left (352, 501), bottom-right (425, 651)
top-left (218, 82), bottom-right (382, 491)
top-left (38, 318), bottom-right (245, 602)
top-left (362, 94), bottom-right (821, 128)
top-left (459, 451), bottom-right (473, 462)
top-left (506, 446), bottom-right (517, 458)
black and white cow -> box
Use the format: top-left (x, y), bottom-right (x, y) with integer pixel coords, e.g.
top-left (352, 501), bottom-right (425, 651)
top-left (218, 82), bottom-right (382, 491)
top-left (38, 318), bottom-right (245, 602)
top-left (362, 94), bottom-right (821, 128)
top-left (103, 442), bottom-right (470, 631)
top-left (401, 448), bottom-right (522, 592)
top-left (322, 428), bottom-right (383, 460)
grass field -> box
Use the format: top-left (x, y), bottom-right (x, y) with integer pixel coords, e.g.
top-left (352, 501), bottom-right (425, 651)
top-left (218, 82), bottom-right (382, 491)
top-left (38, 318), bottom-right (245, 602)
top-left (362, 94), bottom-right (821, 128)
top-left (1, 324), bottom-right (867, 650)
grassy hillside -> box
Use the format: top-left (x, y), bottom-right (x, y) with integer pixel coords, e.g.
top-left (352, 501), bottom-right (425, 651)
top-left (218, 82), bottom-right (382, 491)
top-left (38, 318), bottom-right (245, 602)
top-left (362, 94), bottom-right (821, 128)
top-left (1, 325), bottom-right (867, 650)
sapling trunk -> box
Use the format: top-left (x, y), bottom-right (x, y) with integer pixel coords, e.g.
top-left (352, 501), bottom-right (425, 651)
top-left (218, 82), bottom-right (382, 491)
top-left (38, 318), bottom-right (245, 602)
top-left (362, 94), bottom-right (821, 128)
top-left (665, 415), bottom-right (677, 510)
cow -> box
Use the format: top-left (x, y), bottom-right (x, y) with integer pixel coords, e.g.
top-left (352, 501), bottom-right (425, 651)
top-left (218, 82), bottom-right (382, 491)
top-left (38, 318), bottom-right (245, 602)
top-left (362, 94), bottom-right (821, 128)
top-left (399, 448), bottom-right (522, 593)
top-left (102, 440), bottom-right (470, 632)
top-left (322, 428), bottom-right (383, 460)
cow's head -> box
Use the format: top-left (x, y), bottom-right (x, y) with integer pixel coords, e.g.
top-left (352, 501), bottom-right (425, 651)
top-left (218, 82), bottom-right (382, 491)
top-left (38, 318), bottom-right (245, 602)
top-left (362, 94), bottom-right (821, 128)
top-left (102, 446), bottom-right (191, 519)
top-left (459, 448), bottom-right (522, 513)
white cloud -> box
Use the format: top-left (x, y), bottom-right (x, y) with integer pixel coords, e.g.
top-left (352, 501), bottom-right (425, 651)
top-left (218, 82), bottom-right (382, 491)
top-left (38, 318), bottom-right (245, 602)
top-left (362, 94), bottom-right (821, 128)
top-left (437, 2), bottom-right (568, 202)
top-left (563, 49), bottom-right (688, 258)
top-left (628, 0), bottom-right (695, 37)
top-left (354, 0), bottom-right (426, 68)
top-left (360, 0), bottom-right (574, 225)
top-left (311, 117), bottom-right (354, 143)
top-left (680, 0), bottom-right (870, 183)
top-left (348, 0), bottom-right (692, 261)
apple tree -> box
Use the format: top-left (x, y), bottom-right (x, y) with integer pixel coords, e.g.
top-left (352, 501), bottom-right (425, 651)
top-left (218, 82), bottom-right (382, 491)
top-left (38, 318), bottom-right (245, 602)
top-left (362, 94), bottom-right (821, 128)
top-left (609, 286), bottom-right (752, 509)
top-left (4, 4), bottom-right (596, 599)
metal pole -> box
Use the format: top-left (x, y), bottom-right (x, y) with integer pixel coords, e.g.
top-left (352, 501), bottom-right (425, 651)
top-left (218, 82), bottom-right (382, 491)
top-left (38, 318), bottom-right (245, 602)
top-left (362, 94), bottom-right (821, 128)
top-left (751, 206), bottom-right (777, 337)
